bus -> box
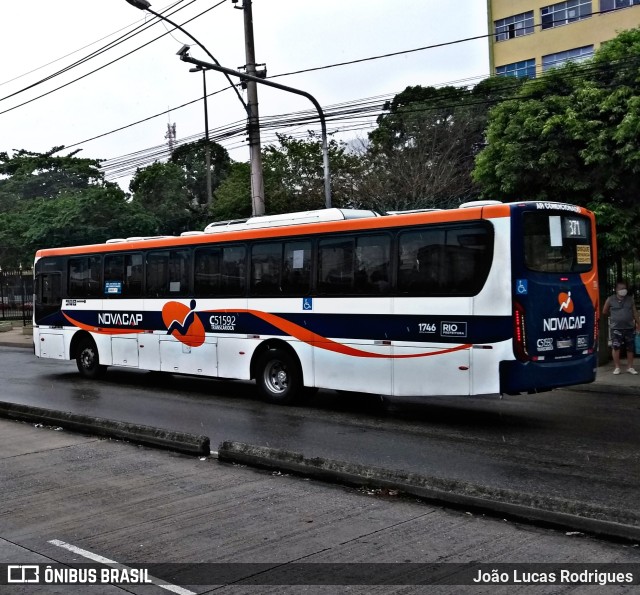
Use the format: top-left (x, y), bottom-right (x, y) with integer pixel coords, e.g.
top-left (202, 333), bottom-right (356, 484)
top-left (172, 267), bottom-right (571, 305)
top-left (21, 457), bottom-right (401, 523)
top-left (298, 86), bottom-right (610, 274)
top-left (32, 201), bottom-right (598, 404)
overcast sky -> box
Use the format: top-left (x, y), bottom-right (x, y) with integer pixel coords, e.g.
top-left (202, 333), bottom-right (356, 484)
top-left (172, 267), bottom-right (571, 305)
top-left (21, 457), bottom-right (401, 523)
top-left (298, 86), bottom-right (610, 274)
top-left (0, 0), bottom-right (489, 189)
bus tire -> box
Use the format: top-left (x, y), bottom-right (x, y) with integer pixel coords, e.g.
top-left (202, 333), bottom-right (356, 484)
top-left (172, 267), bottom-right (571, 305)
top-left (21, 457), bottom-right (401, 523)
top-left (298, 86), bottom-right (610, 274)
top-left (255, 348), bottom-right (302, 405)
top-left (76, 338), bottom-right (106, 379)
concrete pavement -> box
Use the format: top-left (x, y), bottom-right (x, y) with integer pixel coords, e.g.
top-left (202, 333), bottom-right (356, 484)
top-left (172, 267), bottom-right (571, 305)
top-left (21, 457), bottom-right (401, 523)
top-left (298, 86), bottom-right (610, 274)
top-left (1, 417), bottom-right (639, 594)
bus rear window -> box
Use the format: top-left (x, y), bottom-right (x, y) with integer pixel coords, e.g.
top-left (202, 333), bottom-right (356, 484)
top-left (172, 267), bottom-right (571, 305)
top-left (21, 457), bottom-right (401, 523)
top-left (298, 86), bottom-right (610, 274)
top-left (523, 212), bottom-right (592, 273)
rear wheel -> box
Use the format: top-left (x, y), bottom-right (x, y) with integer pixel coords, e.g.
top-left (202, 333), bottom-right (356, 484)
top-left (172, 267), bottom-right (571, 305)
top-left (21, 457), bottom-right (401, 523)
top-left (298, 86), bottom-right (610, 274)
top-left (255, 348), bottom-right (302, 405)
top-left (76, 338), bottom-right (106, 379)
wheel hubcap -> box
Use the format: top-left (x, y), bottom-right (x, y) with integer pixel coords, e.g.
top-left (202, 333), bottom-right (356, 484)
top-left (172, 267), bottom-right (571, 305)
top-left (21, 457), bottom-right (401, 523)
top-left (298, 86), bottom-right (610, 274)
top-left (264, 361), bottom-right (288, 394)
top-left (82, 349), bottom-right (95, 368)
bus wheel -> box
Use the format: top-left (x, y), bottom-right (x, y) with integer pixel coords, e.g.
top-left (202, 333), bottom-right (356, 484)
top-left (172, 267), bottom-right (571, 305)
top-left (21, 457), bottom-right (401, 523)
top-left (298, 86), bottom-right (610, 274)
top-left (76, 338), bottom-right (106, 379)
top-left (256, 348), bottom-right (302, 405)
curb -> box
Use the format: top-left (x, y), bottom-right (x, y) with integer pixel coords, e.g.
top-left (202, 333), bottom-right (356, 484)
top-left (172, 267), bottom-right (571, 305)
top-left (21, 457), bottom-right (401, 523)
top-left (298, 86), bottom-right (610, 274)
top-left (218, 441), bottom-right (640, 543)
top-left (0, 401), bottom-right (210, 457)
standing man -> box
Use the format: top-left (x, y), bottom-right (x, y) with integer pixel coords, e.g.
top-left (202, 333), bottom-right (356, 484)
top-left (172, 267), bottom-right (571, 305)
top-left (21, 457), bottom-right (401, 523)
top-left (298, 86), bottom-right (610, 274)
top-left (602, 280), bottom-right (640, 375)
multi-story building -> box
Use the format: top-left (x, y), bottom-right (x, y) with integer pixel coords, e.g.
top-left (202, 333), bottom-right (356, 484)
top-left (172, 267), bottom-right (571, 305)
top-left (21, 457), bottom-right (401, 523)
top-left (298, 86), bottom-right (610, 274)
top-left (487, 0), bottom-right (640, 77)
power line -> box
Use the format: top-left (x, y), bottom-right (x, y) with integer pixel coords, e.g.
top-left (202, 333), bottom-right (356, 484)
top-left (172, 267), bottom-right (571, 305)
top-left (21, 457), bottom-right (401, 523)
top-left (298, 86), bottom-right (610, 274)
top-left (96, 53), bottom-right (639, 180)
top-left (0, 0), bottom-right (226, 117)
top-left (0, 0), bottom-right (195, 105)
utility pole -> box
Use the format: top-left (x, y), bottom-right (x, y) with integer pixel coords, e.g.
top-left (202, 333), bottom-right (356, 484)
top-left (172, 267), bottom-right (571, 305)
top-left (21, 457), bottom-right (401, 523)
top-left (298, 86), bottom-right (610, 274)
top-left (239, 0), bottom-right (265, 216)
top-left (202, 69), bottom-right (212, 206)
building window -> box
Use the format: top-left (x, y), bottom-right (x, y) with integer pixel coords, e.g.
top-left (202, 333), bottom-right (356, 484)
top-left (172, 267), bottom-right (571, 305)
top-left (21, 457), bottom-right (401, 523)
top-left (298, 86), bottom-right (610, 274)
top-left (494, 11), bottom-right (534, 41)
top-left (601, 0), bottom-right (640, 11)
top-left (542, 45), bottom-right (594, 70)
top-left (496, 59), bottom-right (536, 79)
top-left (541, 0), bottom-right (592, 30)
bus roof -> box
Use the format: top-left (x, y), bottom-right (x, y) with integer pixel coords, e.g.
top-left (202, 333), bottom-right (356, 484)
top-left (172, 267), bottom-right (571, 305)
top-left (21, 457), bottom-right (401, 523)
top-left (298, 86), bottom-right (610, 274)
top-left (34, 201), bottom-right (591, 258)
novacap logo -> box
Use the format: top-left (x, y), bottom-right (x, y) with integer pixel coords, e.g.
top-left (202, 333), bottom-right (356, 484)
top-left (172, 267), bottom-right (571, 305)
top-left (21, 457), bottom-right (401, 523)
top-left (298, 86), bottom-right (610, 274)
top-left (558, 291), bottom-right (574, 314)
top-left (162, 300), bottom-right (205, 347)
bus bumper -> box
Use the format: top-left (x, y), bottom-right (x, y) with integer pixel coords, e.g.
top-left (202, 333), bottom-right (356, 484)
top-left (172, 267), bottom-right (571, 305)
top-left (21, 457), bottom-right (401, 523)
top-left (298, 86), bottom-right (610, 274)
top-left (499, 355), bottom-right (597, 394)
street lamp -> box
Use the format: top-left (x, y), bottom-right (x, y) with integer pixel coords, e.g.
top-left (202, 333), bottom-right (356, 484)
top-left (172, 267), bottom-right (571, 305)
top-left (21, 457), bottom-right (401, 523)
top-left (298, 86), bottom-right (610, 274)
top-left (179, 52), bottom-right (333, 210)
top-left (124, 0), bottom-right (332, 210)
top-left (189, 66), bottom-right (212, 206)
top-left (124, 0), bottom-right (247, 210)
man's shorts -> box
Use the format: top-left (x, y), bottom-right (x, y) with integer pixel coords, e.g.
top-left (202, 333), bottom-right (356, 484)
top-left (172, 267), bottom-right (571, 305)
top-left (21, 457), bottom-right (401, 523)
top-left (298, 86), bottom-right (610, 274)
top-left (611, 328), bottom-right (635, 351)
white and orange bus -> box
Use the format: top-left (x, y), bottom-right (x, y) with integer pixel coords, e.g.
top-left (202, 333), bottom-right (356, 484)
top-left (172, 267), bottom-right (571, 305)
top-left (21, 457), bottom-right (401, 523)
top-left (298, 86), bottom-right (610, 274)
top-left (33, 202), bottom-right (598, 404)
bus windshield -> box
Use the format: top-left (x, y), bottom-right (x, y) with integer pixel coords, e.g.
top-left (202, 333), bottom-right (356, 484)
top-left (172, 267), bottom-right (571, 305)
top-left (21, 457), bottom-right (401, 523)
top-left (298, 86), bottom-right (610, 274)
top-left (523, 211), bottom-right (592, 273)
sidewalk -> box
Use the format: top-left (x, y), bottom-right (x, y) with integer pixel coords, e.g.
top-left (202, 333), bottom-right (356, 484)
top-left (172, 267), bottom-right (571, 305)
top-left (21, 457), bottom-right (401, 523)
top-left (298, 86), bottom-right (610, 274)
top-left (0, 324), bottom-right (33, 350)
top-left (2, 325), bottom-right (638, 394)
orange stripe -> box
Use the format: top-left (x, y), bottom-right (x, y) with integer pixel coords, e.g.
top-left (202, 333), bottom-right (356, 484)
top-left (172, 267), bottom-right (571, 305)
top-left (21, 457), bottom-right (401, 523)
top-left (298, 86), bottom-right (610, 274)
top-left (62, 309), bottom-right (471, 359)
top-left (208, 308), bottom-right (472, 359)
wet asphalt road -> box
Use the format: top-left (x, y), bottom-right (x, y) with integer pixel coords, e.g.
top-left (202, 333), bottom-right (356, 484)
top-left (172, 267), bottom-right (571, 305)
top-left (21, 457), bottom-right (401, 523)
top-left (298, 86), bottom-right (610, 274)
top-left (1, 346), bottom-right (639, 520)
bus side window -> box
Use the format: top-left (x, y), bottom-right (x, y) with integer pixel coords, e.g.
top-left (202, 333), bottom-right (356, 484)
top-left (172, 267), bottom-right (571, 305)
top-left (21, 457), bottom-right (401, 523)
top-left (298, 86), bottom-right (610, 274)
top-left (282, 241), bottom-right (311, 296)
top-left (194, 247), bottom-right (222, 297)
top-left (104, 253), bottom-right (143, 297)
top-left (68, 256), bottom-right (101, 298)
top-left (318, 237), bottom-right (355, 294)
top-left (146, 250), bottom-right (190, 297)
top-left (354, 235), bottom-right (391, 295)
top-left (251, 243), bottom-right (282, 296)
top-left (38, 273), bottom-right (62, 306)
top-left (398, 225), bottom-right (492, 296)
top-left (221, 245), bottom-right (246, 296)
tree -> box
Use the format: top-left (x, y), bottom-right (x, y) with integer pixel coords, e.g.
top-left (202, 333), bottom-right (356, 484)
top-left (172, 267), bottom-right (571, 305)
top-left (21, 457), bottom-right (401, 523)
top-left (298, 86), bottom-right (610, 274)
top-left (360, 80), bottom-right (524, 212)
top-left (0, 147), bottom-right (158, 266)
top-left (129, 161), bottom-right (194, 235)
top-left (0, 146), bottom-right (103, 202)
top-left (209, 162), bottom-right (252, 222)
top-left (170, 139), bottom-right (231, 206)
top-left (262, 134), bottom-right (362, 213)
top-left (472, 27), bottom-right (640, 256)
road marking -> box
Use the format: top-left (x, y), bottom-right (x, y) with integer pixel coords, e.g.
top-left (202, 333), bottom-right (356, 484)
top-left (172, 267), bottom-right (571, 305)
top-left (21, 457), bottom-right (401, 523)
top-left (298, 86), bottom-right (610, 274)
top-left (48, 539), bottom-right (195, 595)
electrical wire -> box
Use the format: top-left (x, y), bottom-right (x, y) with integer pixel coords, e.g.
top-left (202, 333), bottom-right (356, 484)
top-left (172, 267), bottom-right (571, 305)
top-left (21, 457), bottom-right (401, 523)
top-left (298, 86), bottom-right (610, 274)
top-left (96, 52), bottom-right (640, 180)
top-left (0, 0), bottom-right (227, 117)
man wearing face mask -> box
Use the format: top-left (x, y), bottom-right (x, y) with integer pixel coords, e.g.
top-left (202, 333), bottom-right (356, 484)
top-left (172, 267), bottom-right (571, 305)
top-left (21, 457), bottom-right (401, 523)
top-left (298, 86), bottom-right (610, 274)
top-left (602, 280), bottom-right (640, 375)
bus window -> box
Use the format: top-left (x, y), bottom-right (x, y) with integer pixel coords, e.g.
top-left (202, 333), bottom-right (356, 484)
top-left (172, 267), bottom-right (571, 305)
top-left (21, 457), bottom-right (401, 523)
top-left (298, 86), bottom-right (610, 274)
top-left (282, 240), bottom-right (311, 295)
top-left (523, 212), bottom-right (592, 273)
top-left (318, 237), bottom-right (355, 294)
top-left (146, 249), bottom-right (190, 297)
top-left (318, 235), bottom-right (391, 295)
top-left (354, 235), bottom-right (391, 294)
top-left (220, 245), bottom-right (246, 296)
top-left (104, 253), bottom-right (143, 297)
top-left (398, 224), bottom-right (492, 296)
top-left (194, 247), bottom-right (222, 297)
top-left (68, 256), bottom-right (101, 298)
top-left (37, 273), bottom-right (62, 306)
top-left (251, 243), bottom-right (282, 295)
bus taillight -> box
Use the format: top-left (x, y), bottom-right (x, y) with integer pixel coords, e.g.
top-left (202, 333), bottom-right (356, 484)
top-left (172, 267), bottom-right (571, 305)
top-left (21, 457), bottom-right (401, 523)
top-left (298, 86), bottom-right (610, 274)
top-left (514, 301), bottom-right (529, 361)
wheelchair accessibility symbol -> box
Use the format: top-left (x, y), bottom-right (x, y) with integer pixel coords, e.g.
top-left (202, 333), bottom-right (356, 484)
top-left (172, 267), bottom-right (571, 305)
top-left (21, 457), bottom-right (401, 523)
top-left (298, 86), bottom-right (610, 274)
top-left (302, 297), bottom-right (313, 310)
top-left (516, 279), bottom-right (528, 295)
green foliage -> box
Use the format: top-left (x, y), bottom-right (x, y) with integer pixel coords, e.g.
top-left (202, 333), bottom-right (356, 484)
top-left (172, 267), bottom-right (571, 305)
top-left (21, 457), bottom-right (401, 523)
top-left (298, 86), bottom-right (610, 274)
top-left (0, 146), bottom-right (103, 201)
top-left (209, 162), bottom-right (252, 222)
top-left (129, 161), bottom-right (193, 235)
top-left (359, 80), bottom-right (525, 212)
top-left (170, 139), bottom-right (231, 206)
top-left (0, 147), bottom-right (159, 266)
top-left (263, 134), bottom-right (361, 213)
top-left (473, 27), bottom-right (640, 256)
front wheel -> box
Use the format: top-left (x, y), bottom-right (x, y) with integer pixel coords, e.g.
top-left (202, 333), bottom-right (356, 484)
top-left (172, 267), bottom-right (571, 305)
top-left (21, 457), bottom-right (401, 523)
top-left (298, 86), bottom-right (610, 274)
top-left (255, 348), bottom-right (302, 405)
top-left (76, 338), bottom-right (106, 379)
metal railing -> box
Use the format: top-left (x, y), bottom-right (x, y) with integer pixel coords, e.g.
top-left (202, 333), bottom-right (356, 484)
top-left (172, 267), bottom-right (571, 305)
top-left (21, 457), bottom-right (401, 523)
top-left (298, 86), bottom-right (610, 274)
top-left (0, 268), bottom-right (33, 326)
